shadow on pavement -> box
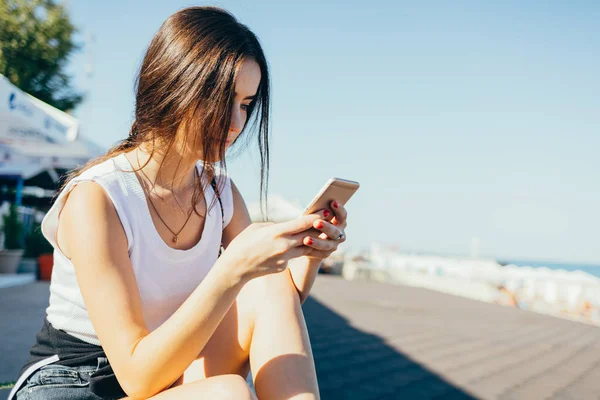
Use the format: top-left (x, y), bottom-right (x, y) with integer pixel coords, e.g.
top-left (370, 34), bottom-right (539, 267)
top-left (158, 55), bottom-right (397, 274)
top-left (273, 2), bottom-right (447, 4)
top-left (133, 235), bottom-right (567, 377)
top-left (303, 295), bottom-right (478, 400)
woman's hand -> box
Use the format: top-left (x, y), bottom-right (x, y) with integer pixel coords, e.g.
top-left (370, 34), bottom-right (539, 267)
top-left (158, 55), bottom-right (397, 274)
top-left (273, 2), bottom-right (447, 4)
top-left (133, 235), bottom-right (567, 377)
top-left (220, 214), bottom-right (321, 284)
top-left (302, 200), bottom-right (348, 260)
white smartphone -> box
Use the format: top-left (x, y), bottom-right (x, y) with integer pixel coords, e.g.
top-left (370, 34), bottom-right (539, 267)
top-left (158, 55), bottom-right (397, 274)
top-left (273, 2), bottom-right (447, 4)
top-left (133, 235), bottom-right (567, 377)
top-left (302, 178), bottom-right (360, 216)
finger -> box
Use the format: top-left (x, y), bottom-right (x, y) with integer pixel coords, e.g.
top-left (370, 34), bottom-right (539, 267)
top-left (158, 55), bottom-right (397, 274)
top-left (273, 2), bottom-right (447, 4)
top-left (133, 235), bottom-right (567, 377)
top-left (298, 227), bottom-right (343, 241)
top-left (318, 208), bottom-right (334, 221)
top-left (306, 208), bottom-right (333, 223)
top-left (276, 214), bottom-right (321, 235)
top-left (303, 236), bottom-right (337, 252)
top-left (331, 200), bottom-right (347, 224)
top-left (331, 216), bottom-right (346, 227)
top-left (313, 219), bottom-right (344, 240)
top-left (291, 227), bottom-right (335, 241)
top-left (286, 244), bottom-right (314, 260)
top-left (288, 230), bottom-right (318, 246)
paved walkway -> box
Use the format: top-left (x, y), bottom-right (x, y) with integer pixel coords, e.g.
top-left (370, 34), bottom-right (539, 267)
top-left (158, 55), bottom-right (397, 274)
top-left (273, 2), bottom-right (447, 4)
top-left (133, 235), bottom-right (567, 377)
top-left (0, 282), bottom-right (48, 399)
top-left (305, 276), bottom-right (600, 400)
top-left (1, 276), bottom-right (599, 399)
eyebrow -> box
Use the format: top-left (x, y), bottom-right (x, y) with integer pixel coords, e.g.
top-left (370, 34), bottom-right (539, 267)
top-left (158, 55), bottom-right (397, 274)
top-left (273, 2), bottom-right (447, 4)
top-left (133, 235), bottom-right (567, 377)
top-left (235, 92), bottom-right (257, 100)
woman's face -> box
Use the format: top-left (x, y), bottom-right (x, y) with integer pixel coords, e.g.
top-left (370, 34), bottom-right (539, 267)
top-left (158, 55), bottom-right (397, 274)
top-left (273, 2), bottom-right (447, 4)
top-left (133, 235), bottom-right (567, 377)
top-left (226, 58), bottom-right (262, 147)
top-left (176, 58), bottom-right (262, 161)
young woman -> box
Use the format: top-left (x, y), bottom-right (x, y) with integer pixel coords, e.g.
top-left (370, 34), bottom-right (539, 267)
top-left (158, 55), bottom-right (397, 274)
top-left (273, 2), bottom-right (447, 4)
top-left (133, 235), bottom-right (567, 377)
top-left (10, 6), bottom-right (348, 400)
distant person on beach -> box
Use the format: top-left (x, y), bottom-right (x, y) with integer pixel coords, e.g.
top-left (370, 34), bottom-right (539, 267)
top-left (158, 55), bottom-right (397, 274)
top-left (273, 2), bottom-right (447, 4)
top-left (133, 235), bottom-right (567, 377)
top-left (10, 7), bottom-right (349, 400)
top-left (580, 300), bottom-right (595, 321)
top-left (496, 284), bottom-right (520, 309)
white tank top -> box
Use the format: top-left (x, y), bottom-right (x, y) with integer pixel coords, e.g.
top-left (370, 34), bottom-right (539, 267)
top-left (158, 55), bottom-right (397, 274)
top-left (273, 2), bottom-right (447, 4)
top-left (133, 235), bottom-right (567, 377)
top-left (41, 153), bottom-right (234, 346)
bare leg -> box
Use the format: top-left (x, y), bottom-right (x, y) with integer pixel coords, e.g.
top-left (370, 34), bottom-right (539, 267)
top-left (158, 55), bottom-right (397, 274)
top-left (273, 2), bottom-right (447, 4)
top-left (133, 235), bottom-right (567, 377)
top-left (248, 270), bottom-right (320, 400)
top-left (140, 269), bottom-right (319, 399)
top-left (119, 374), bottom-right (256, 399)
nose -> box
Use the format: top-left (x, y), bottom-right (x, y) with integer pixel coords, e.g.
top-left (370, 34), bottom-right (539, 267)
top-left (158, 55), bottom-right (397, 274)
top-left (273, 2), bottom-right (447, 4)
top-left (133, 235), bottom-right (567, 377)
top-left (229, 107), bottom-right (244, 135)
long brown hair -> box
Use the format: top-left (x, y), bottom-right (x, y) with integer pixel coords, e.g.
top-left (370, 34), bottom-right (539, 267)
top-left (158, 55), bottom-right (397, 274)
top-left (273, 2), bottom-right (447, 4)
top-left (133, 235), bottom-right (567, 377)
top-left (61, 6), bottom-right (270, 217)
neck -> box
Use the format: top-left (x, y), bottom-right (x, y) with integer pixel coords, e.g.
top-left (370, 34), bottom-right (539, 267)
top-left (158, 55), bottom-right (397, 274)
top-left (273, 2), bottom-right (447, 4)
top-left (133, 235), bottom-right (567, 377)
top-left (132, 144), bottom-right (198, 193)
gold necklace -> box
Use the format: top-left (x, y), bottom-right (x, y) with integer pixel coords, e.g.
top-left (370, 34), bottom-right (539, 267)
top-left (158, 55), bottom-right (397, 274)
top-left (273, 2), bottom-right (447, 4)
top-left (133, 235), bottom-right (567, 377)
top-left (139, 165), bottom-right (198, 244)
top-left (135, 150), bottom-right (195, 215)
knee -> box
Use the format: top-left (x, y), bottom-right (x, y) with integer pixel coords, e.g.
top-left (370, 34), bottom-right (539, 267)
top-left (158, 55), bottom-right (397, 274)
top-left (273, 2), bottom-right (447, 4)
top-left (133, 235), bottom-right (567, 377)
top-left (248, 270), bottom-right (298, 305)
top-left (238, 270), bottom-right (300, 328)
top-left (213, 374), bottom-right (256, 400)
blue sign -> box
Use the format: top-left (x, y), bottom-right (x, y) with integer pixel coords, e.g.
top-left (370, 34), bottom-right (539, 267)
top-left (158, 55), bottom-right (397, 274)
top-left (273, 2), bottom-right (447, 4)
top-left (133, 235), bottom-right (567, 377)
top-left (7, 91), bottom-right (33, 116)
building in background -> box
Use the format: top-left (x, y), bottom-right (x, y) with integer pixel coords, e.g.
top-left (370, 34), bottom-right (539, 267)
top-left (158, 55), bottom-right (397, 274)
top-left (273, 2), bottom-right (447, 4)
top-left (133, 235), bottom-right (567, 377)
top-left (0, 74), bottom-right (104, 208)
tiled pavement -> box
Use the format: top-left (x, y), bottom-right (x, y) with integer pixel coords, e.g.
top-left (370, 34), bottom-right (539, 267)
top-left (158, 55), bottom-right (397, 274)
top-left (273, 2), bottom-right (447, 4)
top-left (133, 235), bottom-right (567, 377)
top-left (0, 282), bottom-right (49, 399)
top-left (2, 276), bottom-right (599, 399)
top-left (305, 276), bottom-right (600, 400)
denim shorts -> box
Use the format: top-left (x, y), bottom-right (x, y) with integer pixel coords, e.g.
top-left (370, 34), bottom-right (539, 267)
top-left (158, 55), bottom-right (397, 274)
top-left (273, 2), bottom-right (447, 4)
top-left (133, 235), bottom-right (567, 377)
top-left (15, 357), bottom-right (121, 400)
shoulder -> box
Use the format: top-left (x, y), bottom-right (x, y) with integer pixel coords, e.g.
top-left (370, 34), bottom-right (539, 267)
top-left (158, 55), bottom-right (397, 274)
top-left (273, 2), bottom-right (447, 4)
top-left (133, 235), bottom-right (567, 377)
top-left (57, 180), bottom-right (127, 259)
top-left (42, 155), bottom-right (133, 254)
top-left (57, 156), bottom-right (131, 230)
top-left (77, 156), bottom-right (121, 182)
top-left (66, 155), bottom-right (138, 215)
top-left (62, 180), bottom-right (125, 235)
top-left (64, 180), bottom-right (116, 214)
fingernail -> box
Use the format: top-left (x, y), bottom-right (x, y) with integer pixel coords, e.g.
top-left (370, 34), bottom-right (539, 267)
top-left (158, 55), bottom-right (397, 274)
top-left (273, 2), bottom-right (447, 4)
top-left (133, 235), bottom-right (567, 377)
top-left (316, 221), bottom-right (324, 229)
top-left (333, 201), bottom-right (339, 209)
top-left (324, 210), bottom-right (330, 218)
top-left (306, 238), bottom-right (313, 245)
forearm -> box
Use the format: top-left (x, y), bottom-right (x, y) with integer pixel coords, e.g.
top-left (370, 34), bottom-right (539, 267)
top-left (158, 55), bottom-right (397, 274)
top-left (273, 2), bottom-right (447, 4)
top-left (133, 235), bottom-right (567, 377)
top-left (288, 256), bottom-right (323, 304)
top-left (126, 257), bottom-right (245, 398)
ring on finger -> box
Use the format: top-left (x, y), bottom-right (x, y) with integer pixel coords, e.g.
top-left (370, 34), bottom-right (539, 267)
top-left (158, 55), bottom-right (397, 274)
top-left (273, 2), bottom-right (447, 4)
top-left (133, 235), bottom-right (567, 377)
top-left (334, 231), bottom-right (345, 241)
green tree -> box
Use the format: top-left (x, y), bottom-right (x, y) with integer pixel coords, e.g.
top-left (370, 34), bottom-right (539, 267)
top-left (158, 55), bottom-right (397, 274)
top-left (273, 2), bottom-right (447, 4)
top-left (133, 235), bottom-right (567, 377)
top-left (0, 0), bottom-right (83, 112)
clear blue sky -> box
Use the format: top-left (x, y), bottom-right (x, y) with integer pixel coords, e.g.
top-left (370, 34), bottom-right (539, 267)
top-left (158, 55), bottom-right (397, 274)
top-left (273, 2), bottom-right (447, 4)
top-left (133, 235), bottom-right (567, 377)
top-left (65, 0), bottom-right (600, 265)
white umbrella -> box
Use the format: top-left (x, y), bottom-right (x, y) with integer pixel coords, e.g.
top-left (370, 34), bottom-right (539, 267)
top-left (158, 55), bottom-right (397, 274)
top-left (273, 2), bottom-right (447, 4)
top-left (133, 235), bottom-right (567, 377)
top-left (0, 74), bottom-right (79, 145)
top-left (0, 74), bottom-right (103, 203)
